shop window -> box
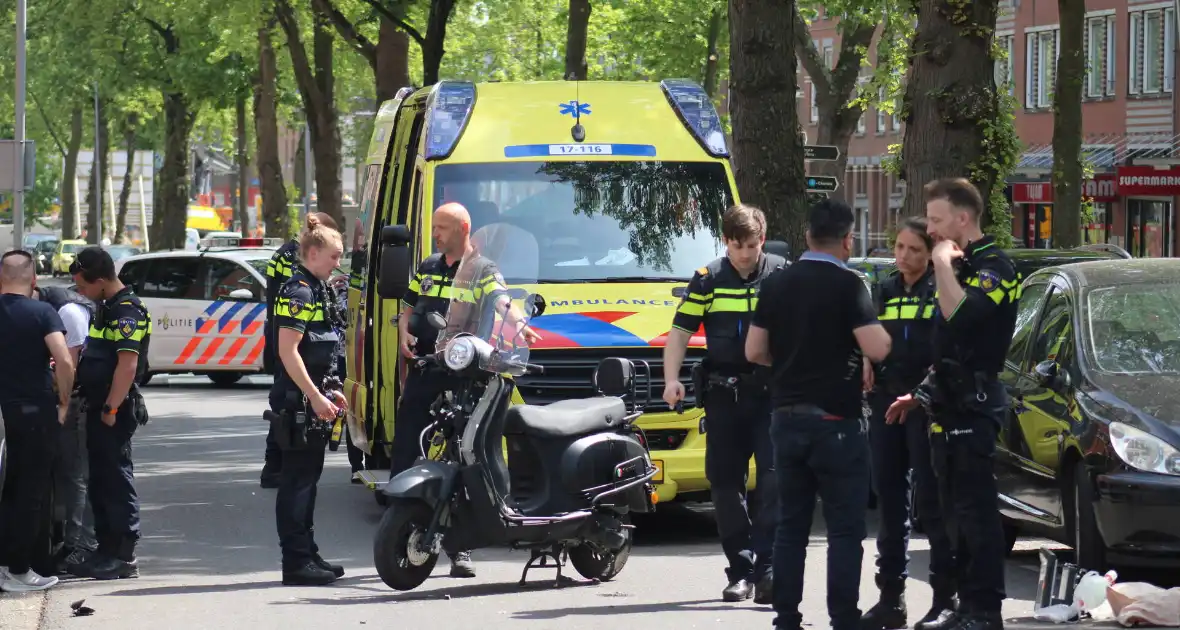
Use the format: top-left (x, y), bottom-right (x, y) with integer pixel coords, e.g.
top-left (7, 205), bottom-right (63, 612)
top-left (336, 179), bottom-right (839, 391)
top-left (1127, 199), bottom-right (1172, 258)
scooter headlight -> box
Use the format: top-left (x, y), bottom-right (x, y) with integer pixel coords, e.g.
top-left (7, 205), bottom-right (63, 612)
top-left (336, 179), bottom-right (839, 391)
top-left (444, 336), bottom-right (477, 371)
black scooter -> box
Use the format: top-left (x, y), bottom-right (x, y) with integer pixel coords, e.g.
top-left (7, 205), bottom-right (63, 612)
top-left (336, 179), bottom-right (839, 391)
top-left (372, 323), bottom-right (659, 591)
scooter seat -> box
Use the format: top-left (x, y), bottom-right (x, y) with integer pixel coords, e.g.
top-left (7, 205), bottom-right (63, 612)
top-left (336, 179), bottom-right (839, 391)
top-left (504, 397), bottom-right (628, 439)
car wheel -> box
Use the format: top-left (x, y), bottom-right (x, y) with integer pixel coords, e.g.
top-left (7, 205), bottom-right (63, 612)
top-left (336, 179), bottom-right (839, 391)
top-left (1071, 461), bottom-right (1108, 571)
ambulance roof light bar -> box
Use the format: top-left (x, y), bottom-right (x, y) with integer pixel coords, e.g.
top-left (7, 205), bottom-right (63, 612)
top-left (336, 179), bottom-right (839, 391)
top-left (203, 236), bottom-right (283, 250)
top-left (424, 81), bottom-right (476, 161)
top-left (659, 79), bottom-right (729, 158)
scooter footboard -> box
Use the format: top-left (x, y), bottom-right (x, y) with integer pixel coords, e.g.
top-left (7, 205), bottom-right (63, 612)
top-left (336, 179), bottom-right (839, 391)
top-left (382, 459), bottom-right (459, 506)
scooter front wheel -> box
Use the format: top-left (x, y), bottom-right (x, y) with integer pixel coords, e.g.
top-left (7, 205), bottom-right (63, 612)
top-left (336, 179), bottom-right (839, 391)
top-left (568, 529), bottom-right (633, 582)
top-left (374, 500), bottom-right (439, 591)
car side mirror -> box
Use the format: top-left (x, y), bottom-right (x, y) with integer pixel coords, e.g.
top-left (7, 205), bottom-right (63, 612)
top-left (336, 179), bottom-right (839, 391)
top-left (525, 293), bottom-right (546, 319)
top-left (377, 224), bottom-right (413, 300)
top-left (427, 312), bottom-right (447, 330)
top-left (1033, 360), bottom-right (1070, 391)
top-left (594, 357), bottom-right (634, 397)
top-left (225, 288), bottom-right (254, 301)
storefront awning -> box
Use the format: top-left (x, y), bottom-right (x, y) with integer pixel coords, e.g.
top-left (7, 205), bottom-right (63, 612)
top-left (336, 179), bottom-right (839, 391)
top-left (1018, 133), bottom-right (1180, 171)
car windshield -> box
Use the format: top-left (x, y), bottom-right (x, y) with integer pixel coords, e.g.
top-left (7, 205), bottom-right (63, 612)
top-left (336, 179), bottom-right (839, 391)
top-left (62, 243), bottom-right (82, 253)
top-left (433, 161), bottom-right (732, 283)
top-left (1086, 282), bottom-right (1180, 374)
top-left (246, 259), bottom-right (270, 276)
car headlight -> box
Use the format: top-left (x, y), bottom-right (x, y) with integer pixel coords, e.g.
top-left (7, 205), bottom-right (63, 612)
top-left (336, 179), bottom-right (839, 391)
top-left (444, 337), bottom-right (477, 371)
top-left (1109, 421), bottom-right (1180, 476)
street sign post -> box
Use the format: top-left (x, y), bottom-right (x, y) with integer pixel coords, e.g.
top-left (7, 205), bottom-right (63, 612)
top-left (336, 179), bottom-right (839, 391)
top-left (804, 145), bottom-right (840, 161)
top-left (0, 140), bottom-right (34, 192)
top-left (806, 191), bottom-right (830, 202)
top-left (805, 175), bottom-right (839, 192)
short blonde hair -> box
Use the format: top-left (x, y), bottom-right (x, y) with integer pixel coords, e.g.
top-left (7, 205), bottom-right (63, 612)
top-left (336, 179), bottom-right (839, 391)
top-left (300, 213), bottom-right (343, 257)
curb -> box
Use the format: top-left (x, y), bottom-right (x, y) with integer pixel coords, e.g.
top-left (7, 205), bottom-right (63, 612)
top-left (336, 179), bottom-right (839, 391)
top-left (0, 591), bottom-right (48, 630)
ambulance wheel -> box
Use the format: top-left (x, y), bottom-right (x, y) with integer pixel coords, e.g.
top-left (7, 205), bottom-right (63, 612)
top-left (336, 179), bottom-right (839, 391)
top-left (208, 372), bottom-right (244, 386)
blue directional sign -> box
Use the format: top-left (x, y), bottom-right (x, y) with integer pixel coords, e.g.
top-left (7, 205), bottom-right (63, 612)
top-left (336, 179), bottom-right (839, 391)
top-left (806, 176), bottom-right (839, 192)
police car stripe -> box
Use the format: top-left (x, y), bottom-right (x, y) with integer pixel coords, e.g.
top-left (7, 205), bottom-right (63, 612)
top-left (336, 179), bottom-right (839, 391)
top-left (218, 302), bottom-right (247, 333)
top-left (218, 337), bottom-right (249, 365)
top-left (196, 338), bottom-right (224, 365)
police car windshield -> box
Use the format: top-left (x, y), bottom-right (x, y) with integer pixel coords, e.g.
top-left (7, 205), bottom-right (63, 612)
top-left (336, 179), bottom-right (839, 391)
top-left (246, 259), bottom-right (270, 276)
top-left (433, 161), bottom-right (731, 283)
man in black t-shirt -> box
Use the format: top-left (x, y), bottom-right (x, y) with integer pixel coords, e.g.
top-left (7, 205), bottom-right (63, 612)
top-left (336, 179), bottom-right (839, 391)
top-left (745, 199), bottom-right (892, 630)
top-left (0, 250), bottom-right (76, 592)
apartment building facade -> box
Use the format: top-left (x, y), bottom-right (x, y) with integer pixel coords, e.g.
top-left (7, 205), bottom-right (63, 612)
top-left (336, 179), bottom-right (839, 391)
top-left (800, 0), bottom-right (1180, 256)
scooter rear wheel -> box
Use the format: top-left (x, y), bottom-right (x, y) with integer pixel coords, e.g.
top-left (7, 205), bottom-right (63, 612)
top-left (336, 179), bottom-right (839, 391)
top-left (568, 529), bottom-right (632, 582)
top-left (374, 500), bottom-right (439, 591)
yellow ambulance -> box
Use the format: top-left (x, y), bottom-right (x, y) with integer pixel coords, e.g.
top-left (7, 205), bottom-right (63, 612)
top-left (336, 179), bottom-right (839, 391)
top-left (345, 79), bottom-right (757, 504)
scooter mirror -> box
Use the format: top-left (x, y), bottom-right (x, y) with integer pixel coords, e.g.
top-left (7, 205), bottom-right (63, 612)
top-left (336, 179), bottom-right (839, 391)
top-left (427, 312), bottom-right (448, 330)
top-left (525, 293), bottom-right (546, 318)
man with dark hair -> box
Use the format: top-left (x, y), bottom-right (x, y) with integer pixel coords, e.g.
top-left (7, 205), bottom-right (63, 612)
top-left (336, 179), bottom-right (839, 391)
top-left (746, 199), bottom-right (892, 630)
top-left (0, 250), bottom-right (75, 591)
top-left (885, 178), bottom-right (1019, 630)
top-left (69, 246), bottom-right (152, 580)
top-left (665, 204), bottom-right (786, 603)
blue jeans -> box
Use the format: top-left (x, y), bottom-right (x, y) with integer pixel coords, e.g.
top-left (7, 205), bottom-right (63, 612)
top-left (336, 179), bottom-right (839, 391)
top-left (771, 405), bottom-right (870, 630)
top-left (55, 395), bottom-right (97, 552)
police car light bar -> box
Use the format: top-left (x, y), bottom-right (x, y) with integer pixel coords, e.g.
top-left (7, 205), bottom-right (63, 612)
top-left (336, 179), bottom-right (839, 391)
top-left (424, 81), bottom-right (476, 161)
top-left (659, 79), bottom-right (729, 158)
top-left (203, 237), bottom-right (283, 249)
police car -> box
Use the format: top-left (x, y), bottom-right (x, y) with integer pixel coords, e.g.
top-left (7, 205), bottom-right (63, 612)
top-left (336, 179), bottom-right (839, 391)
top-left (114, 236), bottom-right (285, 386)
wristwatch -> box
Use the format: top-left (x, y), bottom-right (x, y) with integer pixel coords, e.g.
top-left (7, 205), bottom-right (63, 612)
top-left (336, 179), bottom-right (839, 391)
top-left (102, 404), bottom-right (118, 415)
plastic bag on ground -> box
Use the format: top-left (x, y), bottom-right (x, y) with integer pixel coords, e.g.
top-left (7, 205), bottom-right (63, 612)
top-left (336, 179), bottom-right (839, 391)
top-left (1108, 583), bottom-right (1180, 627)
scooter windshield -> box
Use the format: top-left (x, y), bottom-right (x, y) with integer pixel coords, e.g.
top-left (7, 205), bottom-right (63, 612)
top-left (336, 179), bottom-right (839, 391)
top-left (437, 222), bottom-right (540, 372)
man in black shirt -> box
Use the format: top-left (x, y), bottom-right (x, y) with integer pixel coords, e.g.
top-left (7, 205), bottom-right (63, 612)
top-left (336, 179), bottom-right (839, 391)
top-left (886, 179), bottom-right (1019, 630)
top-left (0, 250), bottom-right (76, 591)
top-left (746, 199), bottom-right (891, 630)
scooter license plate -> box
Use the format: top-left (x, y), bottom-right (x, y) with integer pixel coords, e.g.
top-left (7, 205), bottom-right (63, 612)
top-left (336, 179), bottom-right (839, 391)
top-left (652, 460), bottom-right (664, 483)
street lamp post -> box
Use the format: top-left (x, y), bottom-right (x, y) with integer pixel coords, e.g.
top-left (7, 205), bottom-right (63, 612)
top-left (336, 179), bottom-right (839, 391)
top-left (303, 121), bottom-right (312, 220)
top-left (13, 0), bottom-right (27, 250)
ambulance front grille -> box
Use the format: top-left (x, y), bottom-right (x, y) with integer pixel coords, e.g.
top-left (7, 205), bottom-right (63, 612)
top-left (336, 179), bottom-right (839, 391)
top-left (514, 347), bottom-right (704, 414)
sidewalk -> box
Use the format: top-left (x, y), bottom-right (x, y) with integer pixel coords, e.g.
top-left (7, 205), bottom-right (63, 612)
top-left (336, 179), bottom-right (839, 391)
top-left (0, 591), bottom-right (47, 630)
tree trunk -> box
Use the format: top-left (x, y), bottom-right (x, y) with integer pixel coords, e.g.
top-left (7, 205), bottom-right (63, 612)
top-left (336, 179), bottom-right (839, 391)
top-left (61, 105), bottom-right (83, 240)
top-left (729, 0), bottom-right (809, 256)
top-left (702, 6), bottom-right (723, 97)
top-left (1052, 0), bottom-right (1085, 249)
top-left (376, 21), bottom-right (412, 102)
top-left (564, 0), bottom-right (591, 80)
top-left (152, 90), bottom-right (197, 250)
top-left (115, 125), bottom-right (136, 244)
top-left (235, 91), bottom-right (250, 234)
top-left (421, 0), bottom-right (457, 86)
top-left (899, 0), bottom-right (1002, 217)
top-left (85, 97), bottom-right (110, 245)
top-left (255, 11), bottom-right (288, 238)
top-left (294, 127), bottom-right (308, 203)
top-left (310, 9), bottom-right (343, 226)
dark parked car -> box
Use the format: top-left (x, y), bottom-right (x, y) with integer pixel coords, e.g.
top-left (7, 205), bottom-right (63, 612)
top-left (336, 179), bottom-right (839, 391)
top-left (996, 259), bottom-right (1180, 571)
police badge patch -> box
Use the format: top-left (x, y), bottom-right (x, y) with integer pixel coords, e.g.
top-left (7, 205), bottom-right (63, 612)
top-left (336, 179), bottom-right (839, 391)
top-left (117, 317), bottom-right (138, 339)
top-left (978, 269), bottom-right (1001, 291)
top-left (289, 299), bottom-right (304, 316)
top-left (421, 277), bottom-right (434, 293)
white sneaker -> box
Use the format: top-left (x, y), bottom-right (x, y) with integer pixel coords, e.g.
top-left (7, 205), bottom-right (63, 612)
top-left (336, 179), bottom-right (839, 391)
top-left (1, 569), bottom-right (59, 592)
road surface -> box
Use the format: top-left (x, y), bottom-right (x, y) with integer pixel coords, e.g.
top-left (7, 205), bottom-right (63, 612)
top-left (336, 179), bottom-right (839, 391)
top-left (0, 374), bottom-right (1167, 630)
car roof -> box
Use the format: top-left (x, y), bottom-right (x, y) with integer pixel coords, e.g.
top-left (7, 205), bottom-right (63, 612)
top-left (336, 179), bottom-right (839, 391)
top-left (120, 247), bottom-right (276, 264)
top-left (1038, 258), bottom-right (1180, 288)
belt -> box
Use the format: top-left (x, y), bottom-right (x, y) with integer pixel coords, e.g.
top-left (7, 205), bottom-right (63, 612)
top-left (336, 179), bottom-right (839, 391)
top-left (775, 403), bottom-right (843, 420)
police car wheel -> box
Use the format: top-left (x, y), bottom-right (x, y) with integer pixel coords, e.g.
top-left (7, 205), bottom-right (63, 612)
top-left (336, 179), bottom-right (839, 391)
top-left (208, 372), bottom-right (245, 387)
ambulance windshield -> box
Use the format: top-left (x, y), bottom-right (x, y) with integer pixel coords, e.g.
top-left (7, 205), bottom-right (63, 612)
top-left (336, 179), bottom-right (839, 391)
top-left (433, 161), bottom-right (732, 283)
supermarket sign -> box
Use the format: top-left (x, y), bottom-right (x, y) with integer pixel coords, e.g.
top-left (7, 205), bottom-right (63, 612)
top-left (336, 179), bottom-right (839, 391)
top-left (1116, 165), bottom-right (1180, 196)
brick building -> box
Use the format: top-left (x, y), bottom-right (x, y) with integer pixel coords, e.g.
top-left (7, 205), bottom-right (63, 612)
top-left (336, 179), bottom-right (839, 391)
top-left (797, 0), bottom-right (1180, 256)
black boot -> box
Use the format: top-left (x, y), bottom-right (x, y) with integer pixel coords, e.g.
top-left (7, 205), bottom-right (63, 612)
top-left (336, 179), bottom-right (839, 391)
top-left (861, 574), bottom-right (907, 630)
top-left (282, 561), bottom-right (337, 586)
top-left (915, 575), bottom-right (959, 630)
top-left (949, 612), bottom-right (1003, 630)
top-left (313, 553), bottom-right (345, 578)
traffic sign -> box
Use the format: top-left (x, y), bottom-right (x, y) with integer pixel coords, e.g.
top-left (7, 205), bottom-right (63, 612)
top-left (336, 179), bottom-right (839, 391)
top-left (806, 192), bottom-right (829, 202)
top-left (804, 145), bottom-right (840, 161)
top-left (806, 175), bottom-right (839, 192)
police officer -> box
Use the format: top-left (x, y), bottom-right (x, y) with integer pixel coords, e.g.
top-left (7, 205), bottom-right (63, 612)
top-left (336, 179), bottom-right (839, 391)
top-left (269, 215), bottom-right (349, 586)
top-left (663, 204), bottom-right (785, 604)
top-left (745, 199), bottom-right (891, 630)
top-left (68, 247), bottom-right (151, 581)
top-left (887, 178), bottom-right (1020, 630)
top-left (261, 212), bottom-right (339, 488)
top-left (862, 217), bottom-right (955, 630)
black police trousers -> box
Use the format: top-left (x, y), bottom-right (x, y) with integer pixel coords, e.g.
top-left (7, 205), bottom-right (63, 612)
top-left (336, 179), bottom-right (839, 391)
top-left (929, 380), bottom-right (1008, 614)
top-left (390, 365), bottom-right (459, 479)
top-left (0, 402), bottom-right (59, 575)
top-left (868, 391), bottom-right (954, 584)
top-left (86, 403), bottom-right (140, 561)
top-left (269, 391), bottom-right (327, 570)
top-left (703, 385), bottom-right (775, 583)
top-left (771, 405), bottom-right (870, 630)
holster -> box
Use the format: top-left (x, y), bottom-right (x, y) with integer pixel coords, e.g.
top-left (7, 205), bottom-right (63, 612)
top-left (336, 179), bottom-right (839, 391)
top-left (129, 384), bottom-right (150, 426)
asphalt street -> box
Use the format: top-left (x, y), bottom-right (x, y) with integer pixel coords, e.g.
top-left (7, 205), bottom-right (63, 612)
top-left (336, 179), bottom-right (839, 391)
top-left (5, 373), bottom-right (1155, 630)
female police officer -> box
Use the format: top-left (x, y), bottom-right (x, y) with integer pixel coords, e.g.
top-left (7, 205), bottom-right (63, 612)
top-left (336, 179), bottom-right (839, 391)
top-left (269, 214), bottom-right (348, 586)
top-left (862, 217), bottom-right (955, 630)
